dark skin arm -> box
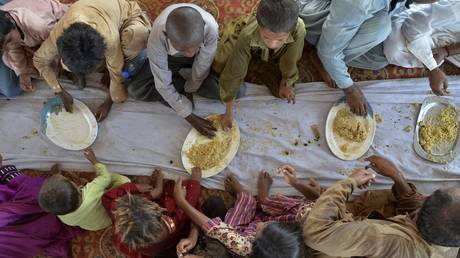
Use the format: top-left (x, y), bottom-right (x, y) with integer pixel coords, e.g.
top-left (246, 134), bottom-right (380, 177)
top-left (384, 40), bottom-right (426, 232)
top-left (278, 165), bottom-right (321, 200)
top-left (173, 177), bottom-right (210, 226)
top-left (95, 96), bottom-right (113, 122)
top-left (365, 155), bottom-right (412, 196)
top-left (57, 87), bottom-right (74, 113)
top-left (185, 114), bottom-right (217, 138)
top-left (344, 85), bottom-right (368, 116)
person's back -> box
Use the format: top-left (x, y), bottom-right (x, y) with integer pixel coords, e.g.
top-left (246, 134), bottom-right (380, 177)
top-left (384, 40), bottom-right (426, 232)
top-left (38, 148), bottom-right (130, 231)
top-left (303, 168), bottom-right (460, 258)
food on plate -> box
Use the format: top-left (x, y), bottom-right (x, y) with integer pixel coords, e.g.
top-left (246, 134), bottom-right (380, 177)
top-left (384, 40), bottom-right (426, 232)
top-left (333, 109), bottom-right (370, 143)
top-left (419, 106), bottom-right (458, 154)
top-left (185, 116), bottom-right (233, 170)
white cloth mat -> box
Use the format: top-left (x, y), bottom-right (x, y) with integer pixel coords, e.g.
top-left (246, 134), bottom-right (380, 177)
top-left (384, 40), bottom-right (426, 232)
top-left (1, 76), bottom-right (459, 195)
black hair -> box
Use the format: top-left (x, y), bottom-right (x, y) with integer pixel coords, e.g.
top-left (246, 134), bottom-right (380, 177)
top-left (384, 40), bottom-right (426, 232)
top-left (38, 175), bottom-right (81, 215)
top-left (256, 0), bottom-right (300, 33)
top-left (165, 7), bottom-right (204, 49)
top-left (202, 196), bottom-right (227, 221)
top-left (251, 222), bottom-right (305, 258)
top-left (417, 189), bottom-right (460, 247)
top-left (57, 22), bottom-right (106, 76)
top-left (0, 10), bottom-right (14, 47)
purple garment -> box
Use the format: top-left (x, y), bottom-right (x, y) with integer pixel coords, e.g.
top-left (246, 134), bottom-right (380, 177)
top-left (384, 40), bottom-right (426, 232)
top-left (0, 174), bottom-right (81, 258)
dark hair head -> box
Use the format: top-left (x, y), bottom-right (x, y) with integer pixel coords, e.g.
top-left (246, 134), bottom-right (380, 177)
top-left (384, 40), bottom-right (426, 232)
top-left (202, 196), bottom-right (227, 220)
top-left (251, 222), bottom-right (305, 258)
top-left (165, 7), bottom-right (204, 49)
top-left (115, 194), bottom-right (164, 250)
top-left (38, 175), bottom-right (81, 215)
top-left (57, 22), bottom-right (106, 75)
top-left (0, 10), bottom-right (14, 47)
top-left (417, 188), bottom-right (460, 247)
top-left (256, 0), bottom-right (300, 33)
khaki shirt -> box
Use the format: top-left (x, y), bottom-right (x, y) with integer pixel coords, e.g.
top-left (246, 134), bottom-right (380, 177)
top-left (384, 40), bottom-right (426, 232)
top-left (33, 0), bottom-right (146, 101)
top-left (213, 15), bottom-right (306, 102)
top-left (304, 178), bottom-right (459, 258)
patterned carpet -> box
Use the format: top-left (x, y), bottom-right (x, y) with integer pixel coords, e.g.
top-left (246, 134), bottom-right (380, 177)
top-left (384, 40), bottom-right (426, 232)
top-left (30, 0), bottom-right (460, 257)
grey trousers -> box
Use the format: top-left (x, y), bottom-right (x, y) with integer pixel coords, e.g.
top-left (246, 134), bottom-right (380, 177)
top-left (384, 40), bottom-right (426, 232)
top-left (299, 0), bottom-right (390, 70)
top-left (126, 56), bottom-right (221, 102)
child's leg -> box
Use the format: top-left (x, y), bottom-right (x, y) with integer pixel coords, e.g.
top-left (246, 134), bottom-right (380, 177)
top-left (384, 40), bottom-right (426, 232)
top-left (223, 174), bottom-right (256, 227)
top-left (260, 194), bottom-right (304, 218)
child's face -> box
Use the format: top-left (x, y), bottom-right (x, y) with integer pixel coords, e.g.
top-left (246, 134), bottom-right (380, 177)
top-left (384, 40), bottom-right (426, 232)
top-left (259, 27), bottom-right (290, 50)
top-left (171, 41), bottom-right (200, 58)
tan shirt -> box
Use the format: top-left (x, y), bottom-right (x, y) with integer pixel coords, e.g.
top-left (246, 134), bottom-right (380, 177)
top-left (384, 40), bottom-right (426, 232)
top-left (33, 0), bottom-right (145, 99)
top-left (304, 178), bottom-right (459, 258)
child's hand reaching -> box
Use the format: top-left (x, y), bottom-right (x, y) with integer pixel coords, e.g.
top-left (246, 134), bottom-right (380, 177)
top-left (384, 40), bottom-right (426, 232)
top-left (84, 148), bottom-right (98, 165)
top-left (174, 177), bottom-right (187, 203)
top-left (0, 153), bottom-right (3, 167)
top-left (278, 165), bottom-right (298, 186)
top-left (176, 237), bottom-right (197, 258)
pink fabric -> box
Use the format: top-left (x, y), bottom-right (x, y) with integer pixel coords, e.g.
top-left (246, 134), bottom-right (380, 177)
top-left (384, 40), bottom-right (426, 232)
top-left (1, 0), bottom-right (69, 75)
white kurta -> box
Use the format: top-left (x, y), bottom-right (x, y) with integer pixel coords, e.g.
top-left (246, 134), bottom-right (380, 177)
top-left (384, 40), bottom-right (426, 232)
top-left (384, 0), bottom-right (460, 70)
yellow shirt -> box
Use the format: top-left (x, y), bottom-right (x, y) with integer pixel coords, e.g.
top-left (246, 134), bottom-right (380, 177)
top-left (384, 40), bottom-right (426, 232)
top-left (58, 163), bottom-right (130, 231)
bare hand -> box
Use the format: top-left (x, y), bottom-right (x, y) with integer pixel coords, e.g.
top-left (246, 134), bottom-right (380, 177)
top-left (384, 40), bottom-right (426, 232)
top-left (95, 98), bottom-right (113, 122)
top-left (432, 47), bottom-right (448, 65)
top-left (344, 85), bottom-right (368, 116)
top-left (174, 177), bottom-right (187, 202)
top-left (19, 74), bottom-right (35, 92)
top-left (279, 84), bottom-right (296, 104)
top-left (0, 153), bottom-right (2, 167)
top-left (176, 238), bottom-right (197, 258)
top-left (306, 178), bottom-right (321, 196)
top-left (220, 112), bottom-right (233, 131)
top-left (349, 169), bottom-right (376, 189)
top-left (83, 148), bottom-right (98, 165)
top-left (136, 183), bottom-right (153, 193)
top-left (151, 169), bottom-right (164, 185)
top-left (278, 165), bottom-right (297, 186)
top-left (58, 89), bottom-right (74, 113)
top-left (191, 167), bottom-right (202, 182)
top-left (185, 114), bottom-right (217, 138)
top-left (365, 155), bottom-right (401, 180)
top-left (428, 68), bottom-right (449, 96)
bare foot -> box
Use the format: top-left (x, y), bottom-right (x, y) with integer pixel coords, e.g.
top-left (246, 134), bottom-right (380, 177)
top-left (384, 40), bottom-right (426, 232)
top-left (225, 173), bottom-right (244, 196)
top-left (50, 163), bottom-right (61, 175)
top-left (191, 167), bottom-right (202, 182)
top-left (257, 171), bottom-right (273, 202)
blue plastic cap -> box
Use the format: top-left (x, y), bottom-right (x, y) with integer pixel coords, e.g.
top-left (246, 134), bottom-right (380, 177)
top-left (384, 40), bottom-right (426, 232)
top-left (122, 71), bottom-right (130, 78)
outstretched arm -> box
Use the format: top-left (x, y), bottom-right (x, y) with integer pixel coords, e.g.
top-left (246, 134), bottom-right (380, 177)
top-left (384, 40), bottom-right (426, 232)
top-left (278, 165), bottom-right (321, 200)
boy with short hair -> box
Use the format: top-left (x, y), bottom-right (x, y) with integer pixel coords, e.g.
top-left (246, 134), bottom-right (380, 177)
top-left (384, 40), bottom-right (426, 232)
top-left (126, 4), bottom-right (221, 138)
top-left (38, 148), bottom-right (131, 231)
top-left (215, 0), bottom-right (305, 130)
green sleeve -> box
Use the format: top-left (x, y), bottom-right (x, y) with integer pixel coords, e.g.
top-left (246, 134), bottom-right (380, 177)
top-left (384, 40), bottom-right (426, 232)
top-left (219, 36), bottom-right (252, 102)
top-left (279, 19), bottom-right (306, 87)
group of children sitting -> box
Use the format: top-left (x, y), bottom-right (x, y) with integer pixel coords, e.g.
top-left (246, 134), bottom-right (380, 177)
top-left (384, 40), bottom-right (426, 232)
top-left (2, 149), bottom-right (460, 258)
top-left (1, 0), bottom-right (460, 257)
top-left (2, 0), bottom-right (458, 135)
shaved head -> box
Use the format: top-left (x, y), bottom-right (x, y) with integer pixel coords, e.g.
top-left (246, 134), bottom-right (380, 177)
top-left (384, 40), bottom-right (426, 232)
top-left (166, 7), bottom-right (204, 49)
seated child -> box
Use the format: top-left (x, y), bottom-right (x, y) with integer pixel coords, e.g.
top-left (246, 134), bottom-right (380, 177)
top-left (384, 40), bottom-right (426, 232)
top-left (0, 153), bottom-right (80, 258)
top-left (38, 148), bottom-right (131, 231)
top-left (176, 196), bottom-right (231, 258)
top-left (0, 0), bottom-right (70, 96)
top-left (126, 4), bottom-right (221, 138)
top-left (216, 0), bottom-right (306, 130)
top-left (101, 168), bottom-right (202, 258)
top-left (173, 169), bottom-right (320, 258)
